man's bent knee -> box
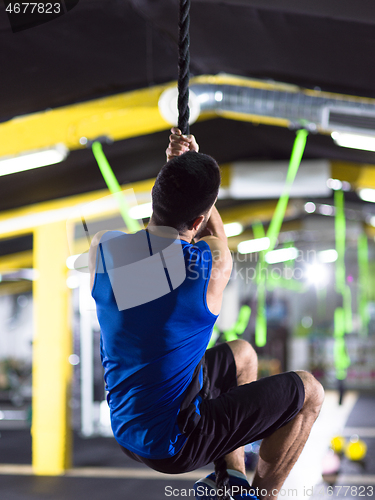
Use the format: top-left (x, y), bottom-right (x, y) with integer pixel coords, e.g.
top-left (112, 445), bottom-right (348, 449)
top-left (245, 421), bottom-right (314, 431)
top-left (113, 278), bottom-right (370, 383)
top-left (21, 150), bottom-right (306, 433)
top-left (227, 339), bottom-right (257, 366)
top-left (295, 370), bottom-right (324, 414)
top-left (227, 339), bottom-right (257, 383)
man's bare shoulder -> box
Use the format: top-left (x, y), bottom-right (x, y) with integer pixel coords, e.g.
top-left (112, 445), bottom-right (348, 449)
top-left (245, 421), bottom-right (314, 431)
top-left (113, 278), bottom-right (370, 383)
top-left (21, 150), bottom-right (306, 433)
top-left (197, 235), bottom-right (231, 265)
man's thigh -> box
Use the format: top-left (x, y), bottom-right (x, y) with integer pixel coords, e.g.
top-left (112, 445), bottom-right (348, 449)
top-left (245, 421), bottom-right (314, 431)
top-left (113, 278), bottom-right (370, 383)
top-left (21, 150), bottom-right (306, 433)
top-left (188, 371), bottom-right (305, 468)
top-left (204, 342), bottom-right (238, 398)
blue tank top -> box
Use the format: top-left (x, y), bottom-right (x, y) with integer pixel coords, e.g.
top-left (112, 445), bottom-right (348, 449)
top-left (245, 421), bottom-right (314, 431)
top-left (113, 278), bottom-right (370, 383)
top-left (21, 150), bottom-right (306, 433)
top-left (91, 229), bottom-right (218, 459)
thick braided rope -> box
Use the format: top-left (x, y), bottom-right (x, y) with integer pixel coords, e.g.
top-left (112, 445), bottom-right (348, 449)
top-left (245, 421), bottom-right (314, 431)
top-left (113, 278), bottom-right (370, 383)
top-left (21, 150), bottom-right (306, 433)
top-left (178, 0), bottom-right (190, 135)
top-left (202, 364), bottom-right (232, 500)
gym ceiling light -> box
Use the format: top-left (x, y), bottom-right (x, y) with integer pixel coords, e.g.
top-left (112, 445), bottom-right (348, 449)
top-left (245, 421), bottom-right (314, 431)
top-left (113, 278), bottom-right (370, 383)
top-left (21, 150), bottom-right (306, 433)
top-left (0, 144), bottom-right (68, 177)
top-left (331, 131), bottom-right (375, 152)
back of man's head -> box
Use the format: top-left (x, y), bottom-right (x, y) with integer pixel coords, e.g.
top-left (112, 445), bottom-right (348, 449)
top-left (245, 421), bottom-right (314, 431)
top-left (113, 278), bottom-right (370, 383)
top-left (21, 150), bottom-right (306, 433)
top-left (152, 151), bottom-right (221, 232)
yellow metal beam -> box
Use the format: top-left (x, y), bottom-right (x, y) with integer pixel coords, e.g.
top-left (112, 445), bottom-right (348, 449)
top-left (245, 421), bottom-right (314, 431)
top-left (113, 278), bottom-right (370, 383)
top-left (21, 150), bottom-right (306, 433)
top-left (331, 161), bottom-right (375, 189)
top-left (0, 250), bottom-right (33, 273)
top-left (356, 165), bottom-right (375, 190)
top-left (0, 85), bottom-right (170, 157)
top-left (331, 161), bottom-right (362, 184)
top-left (220, 164), bottom-right (231, 188)
top-left (0, 178), bottom-right (154, 239)
top-left (364, 223), bottom-right (375, 239)
top-left (32, 221), bottom-right (72, 475)
top-left (4, 73), bottom-right (374, 160)
top-left (0, 281), bottom-right (32, 297)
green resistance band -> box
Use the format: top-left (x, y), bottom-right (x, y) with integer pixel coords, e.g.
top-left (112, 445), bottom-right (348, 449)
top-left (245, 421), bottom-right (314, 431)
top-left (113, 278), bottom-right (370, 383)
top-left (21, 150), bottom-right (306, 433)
top-left (334, 308), bottom-right (351, 380)
top-left (333, 189), bottom-right (351, 379)
top-left (267, 129), bottom-right (309, 252)
top-left (334, 189), bottom-right (352, 334)
top-left (358, 233), bottom-right (369, 336)
top-left (253, 221), bottom-right (267, 347)
top-left (223, 305), bottom-right (252, 342)
top-left (92, 141), bottom-right (141, 233)
top-left (334, 190), bottom-right (346, 292)
top-left (255, 129), bottom-right (308, 347)
top-left (253, 220), bottom-right (267, 290)
top-left (255, 299), bottom-right (267, 347)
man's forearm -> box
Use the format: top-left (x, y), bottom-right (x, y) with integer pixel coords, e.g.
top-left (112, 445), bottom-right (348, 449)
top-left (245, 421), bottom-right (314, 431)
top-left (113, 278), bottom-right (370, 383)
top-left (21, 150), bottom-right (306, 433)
top-left (206, 206), bottom-right (227, 245)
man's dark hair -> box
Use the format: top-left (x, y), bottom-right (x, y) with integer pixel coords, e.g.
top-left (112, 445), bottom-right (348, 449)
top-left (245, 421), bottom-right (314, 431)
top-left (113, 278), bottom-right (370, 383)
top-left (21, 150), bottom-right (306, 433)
top-left (152, 151), bottom-right (221, 232)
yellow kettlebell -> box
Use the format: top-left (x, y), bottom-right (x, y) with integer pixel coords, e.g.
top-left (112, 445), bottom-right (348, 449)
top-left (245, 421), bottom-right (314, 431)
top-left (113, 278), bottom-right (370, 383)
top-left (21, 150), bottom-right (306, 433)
top-left (345, 435), bottom-right (367, 461)
top-left (330, 435), bottom-right (346, 455)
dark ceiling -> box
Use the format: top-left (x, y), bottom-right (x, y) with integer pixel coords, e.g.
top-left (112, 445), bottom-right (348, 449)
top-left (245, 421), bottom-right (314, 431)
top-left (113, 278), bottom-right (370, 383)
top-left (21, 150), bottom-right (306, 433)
top-left (1, 0), bottom-right (375, 213)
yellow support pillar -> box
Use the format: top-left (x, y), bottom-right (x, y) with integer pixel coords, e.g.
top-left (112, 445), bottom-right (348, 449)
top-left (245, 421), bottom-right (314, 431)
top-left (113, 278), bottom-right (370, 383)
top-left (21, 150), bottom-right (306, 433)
top-left (32, 222), bottom-right (72, 475)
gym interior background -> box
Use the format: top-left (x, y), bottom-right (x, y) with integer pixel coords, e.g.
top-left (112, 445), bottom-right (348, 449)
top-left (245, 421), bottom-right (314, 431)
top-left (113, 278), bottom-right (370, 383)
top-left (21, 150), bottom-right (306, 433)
top-left (1, 1), bottom-right (375, 499)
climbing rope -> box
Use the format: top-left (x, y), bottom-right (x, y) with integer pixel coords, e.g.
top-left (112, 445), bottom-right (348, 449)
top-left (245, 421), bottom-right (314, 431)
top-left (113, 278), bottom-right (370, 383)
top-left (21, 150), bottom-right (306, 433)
top-left (178, 1), bottom-right (231, 495)
top-left (177, 0), bottom-right (191, 135)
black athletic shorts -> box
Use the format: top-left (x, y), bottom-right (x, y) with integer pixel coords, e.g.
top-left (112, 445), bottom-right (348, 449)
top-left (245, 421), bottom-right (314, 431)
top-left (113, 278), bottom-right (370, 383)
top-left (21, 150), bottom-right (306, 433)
top-left (120, 342), bottom-right (305, 474)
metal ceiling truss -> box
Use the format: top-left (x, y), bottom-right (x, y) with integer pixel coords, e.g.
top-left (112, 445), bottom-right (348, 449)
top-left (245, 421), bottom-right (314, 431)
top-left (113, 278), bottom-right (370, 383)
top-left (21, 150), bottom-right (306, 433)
top-left (190, 75), bottom-right (375, 135)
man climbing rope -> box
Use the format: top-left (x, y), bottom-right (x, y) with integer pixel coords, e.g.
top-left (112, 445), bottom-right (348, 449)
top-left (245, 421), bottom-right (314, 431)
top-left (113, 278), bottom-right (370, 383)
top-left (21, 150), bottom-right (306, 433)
top-left (89, 128), bottom-right (324, 500)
